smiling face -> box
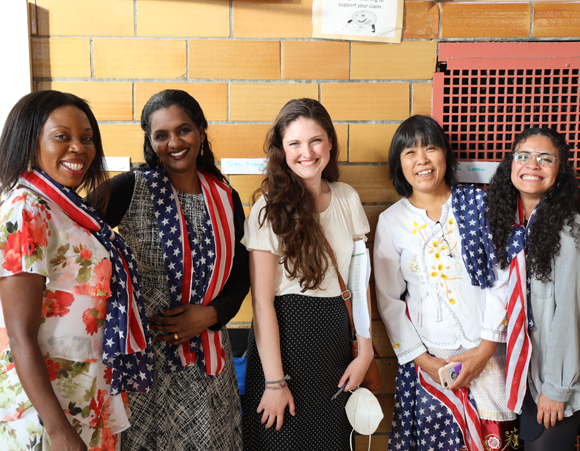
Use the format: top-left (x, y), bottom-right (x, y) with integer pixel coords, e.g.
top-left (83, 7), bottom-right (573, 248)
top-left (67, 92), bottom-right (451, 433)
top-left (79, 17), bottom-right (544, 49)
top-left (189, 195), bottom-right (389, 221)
top-left (400, 140), bottom-right (448, 197)
top-left (149, 104), bottom-right (205, 178)
top-left (511, 134), bottom-right (560, 207)
top-left (282, 117), bottom-right (331, 188)
top-left (36, 105), bottom-right (96, 188)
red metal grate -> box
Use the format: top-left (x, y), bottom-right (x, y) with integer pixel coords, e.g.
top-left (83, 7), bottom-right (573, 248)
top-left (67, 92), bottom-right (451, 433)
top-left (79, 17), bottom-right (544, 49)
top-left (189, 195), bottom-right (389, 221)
top-left (433, 43), bottom-right (580, 175)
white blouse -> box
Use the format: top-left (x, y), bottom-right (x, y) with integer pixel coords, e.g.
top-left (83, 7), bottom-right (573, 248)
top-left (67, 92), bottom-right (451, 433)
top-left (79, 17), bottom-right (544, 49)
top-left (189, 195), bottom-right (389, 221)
top-left (242, 182), bottom-right (370, 297)
top-left (373, 194), bottom-right (508, 365)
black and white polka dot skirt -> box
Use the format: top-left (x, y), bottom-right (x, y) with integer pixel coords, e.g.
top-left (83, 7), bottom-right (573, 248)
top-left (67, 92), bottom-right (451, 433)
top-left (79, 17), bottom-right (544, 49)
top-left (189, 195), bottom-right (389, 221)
top-left (242, 294), bottom-right (354, 451)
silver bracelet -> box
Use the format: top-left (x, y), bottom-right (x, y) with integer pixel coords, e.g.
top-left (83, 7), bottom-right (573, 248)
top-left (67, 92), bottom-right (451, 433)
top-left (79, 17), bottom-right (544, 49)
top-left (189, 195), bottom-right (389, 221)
top-left (265, 380), bottom-right (288, 390)
top-left (265, 374), bottom-right (291, 385)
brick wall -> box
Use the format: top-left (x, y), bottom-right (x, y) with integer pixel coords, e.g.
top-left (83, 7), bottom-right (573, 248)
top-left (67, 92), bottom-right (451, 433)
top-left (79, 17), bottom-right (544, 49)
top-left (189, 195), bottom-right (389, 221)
top-left (28, 1), bottom-right (580, 447)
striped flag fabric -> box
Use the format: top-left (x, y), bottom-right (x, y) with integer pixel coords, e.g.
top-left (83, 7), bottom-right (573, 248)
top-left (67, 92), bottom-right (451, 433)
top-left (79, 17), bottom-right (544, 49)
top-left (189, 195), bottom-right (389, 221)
top-left (21, 169), bottom-right (154, 394)
top-left (416, 365), bottom-right (484, 451)
top-left (144, 167), bottom-right (234, 376)
top-left (505, 200), bottom-right (533, 413)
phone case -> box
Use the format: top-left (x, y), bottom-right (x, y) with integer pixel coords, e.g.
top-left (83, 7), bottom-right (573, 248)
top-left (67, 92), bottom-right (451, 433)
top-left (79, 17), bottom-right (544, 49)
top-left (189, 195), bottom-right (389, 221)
top-left (438, 362), bottom-right (462, 388)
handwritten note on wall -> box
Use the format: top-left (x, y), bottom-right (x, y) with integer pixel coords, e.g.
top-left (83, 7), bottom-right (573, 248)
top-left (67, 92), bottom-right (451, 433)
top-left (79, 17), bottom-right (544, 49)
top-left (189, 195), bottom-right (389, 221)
top-left (221, 158), bottom-right (268, 175)
top-left (456, 162), bottom-right (500, 184)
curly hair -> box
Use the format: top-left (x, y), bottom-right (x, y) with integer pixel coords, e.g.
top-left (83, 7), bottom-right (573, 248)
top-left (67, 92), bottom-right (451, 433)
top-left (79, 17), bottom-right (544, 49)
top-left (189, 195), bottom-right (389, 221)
top-left (487, 127), bottom-right (580, 282)
top-left (139, 89), bottom-right (226, 183)
top-left (389, 115), bottom-right (459, 197)
top-left (0, 90), bottom-right (110, 217)
top-left (255, 98), bottom-right (340, 291)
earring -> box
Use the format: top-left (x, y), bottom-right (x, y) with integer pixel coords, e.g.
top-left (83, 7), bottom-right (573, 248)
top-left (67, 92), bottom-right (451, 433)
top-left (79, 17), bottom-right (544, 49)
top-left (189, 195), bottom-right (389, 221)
top-left (157, 155), bottom-right (162, 166)
top-left (27, 160), bottom-right (32, 173)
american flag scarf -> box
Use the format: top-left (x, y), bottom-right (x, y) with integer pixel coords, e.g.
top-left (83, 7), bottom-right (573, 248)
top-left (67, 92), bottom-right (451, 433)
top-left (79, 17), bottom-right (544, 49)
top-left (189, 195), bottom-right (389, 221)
top-left (143, 167), bottom-right (234, 376)
top-left (505, 198), bottom-right (538, 413)
top-left (391, 361), bottom-right (483, 451)
top-left (451, 185), bottom-right (497, 289)
top-left (20, 169), bottom-right (154, 395)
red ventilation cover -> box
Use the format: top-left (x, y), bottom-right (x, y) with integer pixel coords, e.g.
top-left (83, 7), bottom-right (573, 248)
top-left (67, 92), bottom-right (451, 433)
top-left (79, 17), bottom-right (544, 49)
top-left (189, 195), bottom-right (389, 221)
top-left (433, 42), bottom-right (580, 175)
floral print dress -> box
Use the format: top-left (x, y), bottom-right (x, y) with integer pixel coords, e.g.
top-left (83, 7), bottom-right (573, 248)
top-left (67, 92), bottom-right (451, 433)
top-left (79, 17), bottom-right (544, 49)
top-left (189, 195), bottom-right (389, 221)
top-left (0, 188), bottom-right (130, 451)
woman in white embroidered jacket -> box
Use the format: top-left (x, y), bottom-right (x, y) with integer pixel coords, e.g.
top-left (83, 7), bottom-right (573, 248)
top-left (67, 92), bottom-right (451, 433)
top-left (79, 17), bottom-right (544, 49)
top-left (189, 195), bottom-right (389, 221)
top-left (487, 127), bottom-right (580, 450)
top-left (374, 115), bottom-right (518, 451)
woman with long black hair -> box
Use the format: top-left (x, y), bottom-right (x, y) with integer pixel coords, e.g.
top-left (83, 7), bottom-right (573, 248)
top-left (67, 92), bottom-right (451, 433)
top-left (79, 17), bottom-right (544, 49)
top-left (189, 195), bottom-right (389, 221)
top-left (487, 127), bottom-right (580, 450)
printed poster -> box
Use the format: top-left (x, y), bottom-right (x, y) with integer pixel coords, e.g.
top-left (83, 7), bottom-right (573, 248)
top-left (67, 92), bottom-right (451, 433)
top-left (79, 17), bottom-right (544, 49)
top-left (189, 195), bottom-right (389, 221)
top-left (312, 0), bottom-right (403, 43)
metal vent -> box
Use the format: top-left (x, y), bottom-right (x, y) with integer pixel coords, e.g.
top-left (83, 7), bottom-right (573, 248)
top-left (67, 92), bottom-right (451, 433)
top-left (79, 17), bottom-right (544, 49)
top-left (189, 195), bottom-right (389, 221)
top-left (434, 43), bottom-right (580, 175)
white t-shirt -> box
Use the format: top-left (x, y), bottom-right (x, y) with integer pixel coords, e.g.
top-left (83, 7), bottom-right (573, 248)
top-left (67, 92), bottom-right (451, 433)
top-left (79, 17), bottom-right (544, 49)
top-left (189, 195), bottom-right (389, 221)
top-left (242, 182), bottom-right (370, 297)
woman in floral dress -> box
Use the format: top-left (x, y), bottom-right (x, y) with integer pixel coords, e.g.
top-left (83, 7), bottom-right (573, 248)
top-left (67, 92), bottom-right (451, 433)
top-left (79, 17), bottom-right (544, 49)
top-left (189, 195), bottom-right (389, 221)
top-left (0, 91), bottom-right (152, 451)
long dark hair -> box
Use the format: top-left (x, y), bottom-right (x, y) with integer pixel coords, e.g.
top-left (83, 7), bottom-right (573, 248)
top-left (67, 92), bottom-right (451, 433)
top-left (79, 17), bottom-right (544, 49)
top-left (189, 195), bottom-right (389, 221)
top-left (487, 127), bottom-right (580, 282)
top-left (139, 89), bottom-right (225, 183)
top-left (389, 115), bottom-right (459, 197)
top-left (256, 98), bottom-right (340, 291)
top-left (0, 90), bottom-right (109, 216)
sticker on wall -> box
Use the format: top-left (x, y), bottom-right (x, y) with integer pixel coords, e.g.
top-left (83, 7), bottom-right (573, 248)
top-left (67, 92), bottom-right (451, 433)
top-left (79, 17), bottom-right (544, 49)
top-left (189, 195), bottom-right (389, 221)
top-left (221, 158), bottom-right (268, 175)
top-left (455, 161), bottom-right (500, 184)
top-left (312, 0), bottom-right (403, 43)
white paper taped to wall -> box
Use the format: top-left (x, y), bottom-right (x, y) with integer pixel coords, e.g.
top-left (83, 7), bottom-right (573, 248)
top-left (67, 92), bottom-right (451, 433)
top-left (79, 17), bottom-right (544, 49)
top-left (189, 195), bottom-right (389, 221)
top-left (104, 157), bottom-right (131, 172)
top-left (221, 158), bottom-right (268, 175)
top-left (347, 240), bottom-right (371, 339)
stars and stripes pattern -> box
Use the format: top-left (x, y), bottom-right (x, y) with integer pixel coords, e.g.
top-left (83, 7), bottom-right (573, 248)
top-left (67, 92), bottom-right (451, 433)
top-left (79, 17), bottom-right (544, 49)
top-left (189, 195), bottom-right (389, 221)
top-left (505, 198), bottom-right (536, 413)
top-left (20, 169), bottom-right (154, 395)
top-left (390, 361), bottom-right (483, 451)
top-left (144, 167), bottom-right (234, 376)
top-left (451, 185), bottom-right (497, 289)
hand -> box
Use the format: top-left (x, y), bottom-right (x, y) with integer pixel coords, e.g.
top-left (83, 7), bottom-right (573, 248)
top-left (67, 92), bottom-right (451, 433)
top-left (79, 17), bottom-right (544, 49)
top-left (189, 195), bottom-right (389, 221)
top-left (339, 352), bottom-right (374, 392)
top-left (257, 386), bottom-right (295, 430)
top-left (49, 425), bottom-right (88, 451)
top-left (537, 393), bottom-right (565, 428)
top-left (414, 353), bottom-right (447, 386)
top-left (149, 304), bottom-right (219, 345)
top-left (447, 340), bottom-right (497, 389)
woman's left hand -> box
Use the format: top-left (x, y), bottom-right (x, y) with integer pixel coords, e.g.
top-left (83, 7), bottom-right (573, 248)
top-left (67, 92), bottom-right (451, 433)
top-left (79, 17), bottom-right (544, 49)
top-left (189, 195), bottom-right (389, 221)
top-left (537, 393), bottom-right (565, 428)
top-left (149, 304), bottom-right (219, 345)
top-left (338, 336), bottom-right (374, 392)
top-left (447, 339), bottom-right (497, 389)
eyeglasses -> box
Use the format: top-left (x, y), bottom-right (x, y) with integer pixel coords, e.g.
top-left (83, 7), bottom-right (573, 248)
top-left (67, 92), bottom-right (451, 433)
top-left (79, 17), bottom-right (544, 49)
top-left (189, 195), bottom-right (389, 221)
top-left (513, 150), bottom-right (560, 167)
top-left (436, 221), bottom-right (453, 258)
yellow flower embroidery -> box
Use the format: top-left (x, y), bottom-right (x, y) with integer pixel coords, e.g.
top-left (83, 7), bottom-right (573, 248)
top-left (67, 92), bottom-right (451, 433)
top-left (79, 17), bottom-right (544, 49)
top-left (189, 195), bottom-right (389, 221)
top-left (432, 241), bottom-right (439, 248)
top-left (449, 298), bottom-right (456, 305)
top-left (437, 263), bottom-right (444, 271)
top-left (434, 252), bottom-right (441, 260)
top-left (430, 271), bottom-right (438, 278)
top-left (448, 218), bottom-right (454, 226)
top-left (391, 338), bottom-right (400, 350)
top-left (412, 222), bottom-right (427, 235)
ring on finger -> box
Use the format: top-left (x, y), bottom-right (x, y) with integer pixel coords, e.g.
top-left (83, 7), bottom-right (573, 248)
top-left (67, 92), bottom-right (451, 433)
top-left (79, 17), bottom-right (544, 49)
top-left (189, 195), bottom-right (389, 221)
top-left (174, 333), bottom-right (179, 341)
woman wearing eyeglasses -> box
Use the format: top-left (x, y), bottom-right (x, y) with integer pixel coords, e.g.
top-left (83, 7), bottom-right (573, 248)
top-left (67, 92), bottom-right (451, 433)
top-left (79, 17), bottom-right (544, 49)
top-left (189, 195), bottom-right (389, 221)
top-left (487, 127), bottom-right (580, 450)
top-left (374, 116), bottom-right (518, 451)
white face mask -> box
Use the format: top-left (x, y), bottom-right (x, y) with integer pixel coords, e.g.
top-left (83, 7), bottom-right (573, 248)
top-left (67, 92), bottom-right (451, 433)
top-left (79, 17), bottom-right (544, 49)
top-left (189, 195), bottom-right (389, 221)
top-left (345, 387), bottom-right (384, 435)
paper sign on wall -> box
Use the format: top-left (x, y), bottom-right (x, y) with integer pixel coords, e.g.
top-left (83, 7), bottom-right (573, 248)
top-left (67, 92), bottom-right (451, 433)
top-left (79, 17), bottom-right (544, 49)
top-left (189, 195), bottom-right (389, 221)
top-left (221, 158), bottom-right (268, 175)
top-left (456, 161), bottom-right (500, 184)
top-left (104, 157), bottom-right (131, 172)
top-left (312, 0), bottom-right (403, 43)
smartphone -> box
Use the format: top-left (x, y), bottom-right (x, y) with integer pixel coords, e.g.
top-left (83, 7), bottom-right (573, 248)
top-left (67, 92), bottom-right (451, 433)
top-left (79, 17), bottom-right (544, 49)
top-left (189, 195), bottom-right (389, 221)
top-left (438, 362), bottom-right (462, 388)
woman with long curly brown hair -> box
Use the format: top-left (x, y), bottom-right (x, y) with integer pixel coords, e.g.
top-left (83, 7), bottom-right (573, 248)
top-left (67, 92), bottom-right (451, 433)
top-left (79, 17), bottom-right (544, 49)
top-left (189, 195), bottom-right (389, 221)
top-left (487, 127), bottom-right (580, 450)
top-left (241, 98), bottom-right (374, 450)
